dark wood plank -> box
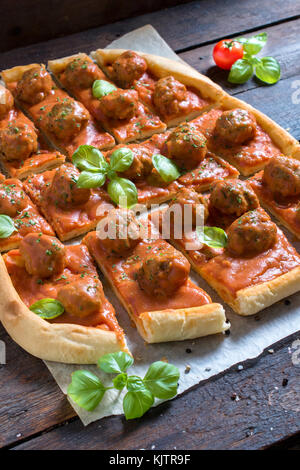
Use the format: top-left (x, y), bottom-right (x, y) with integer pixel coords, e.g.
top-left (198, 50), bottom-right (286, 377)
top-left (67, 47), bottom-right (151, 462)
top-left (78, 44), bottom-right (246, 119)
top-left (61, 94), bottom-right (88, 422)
top-left (0, 325), bottom-right (75, 448)
top-left (11, 331), bottom-right (300, 450)
top-left (1, 0), bottom-right (300, 67)
top-left (0, 0), bottom-right (192, 53)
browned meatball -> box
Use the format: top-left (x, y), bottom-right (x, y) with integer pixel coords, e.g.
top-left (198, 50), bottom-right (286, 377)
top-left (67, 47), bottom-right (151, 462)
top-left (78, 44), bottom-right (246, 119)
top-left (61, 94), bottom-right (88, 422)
top-left (20, 233), bottom-right (65, 278)
top-left (153, 76), bottom-right (187, 117)
top-left (168, 187), bottom-right (208, 228)
top-left (215, 109), bottom-right (256, 145)
top-left (99, 89), bottom-right (137, 120)
top-left (0, 86), bottom-right (14, 120)
top-left (296, 203), bottom-right (300, 223)
top-left (65, 57), bottom-right (103, 89)
top-left (57, 277), bottom-right (103, 317)
top-left (0, 183), bottom-right (27, 217)
top-left (210, 179), bottom-right (259, 217)
top-left (263, 156), bottom-right (300, 198)
top-left (48, 163), bottom-right (90, 209)
top-left (166, 123), bottom-right (207, 170)
top-left (0, 123), bottom-right (38, 161)
top-left (16, 65), bottom-right (52, 105)
top-left (47, 100), bottom-right (90, 141)
top-left (112, 51), bottom-right (147, 88)
top-left (137, 246), bottom-right (190, 297)
top-left (227, 209), bottom-right (277, 257)
top-left (121, 146), bottom-right (153, 181)
top-left (98, 208), bottom-right (141, 256)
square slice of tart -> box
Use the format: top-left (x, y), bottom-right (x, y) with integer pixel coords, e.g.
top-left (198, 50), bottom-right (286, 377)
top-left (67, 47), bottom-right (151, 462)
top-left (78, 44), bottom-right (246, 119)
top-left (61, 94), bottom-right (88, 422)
top-left (23, 163), bottom-right (115, 241)
top-left (83, 208), bottom-right (229, 343)
top-left (0, 84), bottom-right (65, 179)
top-left (48, 53), bottom-right (166, 144)
top-left (0, 177), bottom-right (55, 252)
top-left (91, 49), bottom-right (223, 127)
top-left (0, 233), bottom-right (127, 363)
top-left (1, 64), bottom-right (115, 157)
top-left (249, 155), bottom-right (300, 239)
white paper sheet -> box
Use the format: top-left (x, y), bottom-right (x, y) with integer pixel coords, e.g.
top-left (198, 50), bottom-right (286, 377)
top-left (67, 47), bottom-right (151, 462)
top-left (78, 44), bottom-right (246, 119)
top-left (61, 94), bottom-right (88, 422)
top-left (45, 25), bottom-right (300, 426)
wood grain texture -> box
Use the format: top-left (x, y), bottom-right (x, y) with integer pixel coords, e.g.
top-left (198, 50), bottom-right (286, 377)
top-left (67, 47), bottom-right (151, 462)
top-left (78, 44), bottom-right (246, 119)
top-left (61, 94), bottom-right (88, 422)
top-left (10, 331), bottom-right (300, 450)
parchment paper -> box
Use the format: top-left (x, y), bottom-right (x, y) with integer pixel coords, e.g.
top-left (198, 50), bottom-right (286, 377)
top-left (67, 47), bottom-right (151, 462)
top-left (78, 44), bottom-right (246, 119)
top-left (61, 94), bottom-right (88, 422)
top-left (45, 25), bottom-right (300, 426)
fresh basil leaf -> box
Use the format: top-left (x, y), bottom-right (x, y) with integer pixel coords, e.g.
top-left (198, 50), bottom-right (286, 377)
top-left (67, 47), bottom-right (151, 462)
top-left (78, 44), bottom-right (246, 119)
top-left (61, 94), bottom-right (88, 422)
top-left (72, 145), bottom-right (108, 173)
top-left (152, 154), bottom-right (180, 183)
top-left (123, 389), bottom-right (154, 420)
top-left (92, 80), bottom-right (117, 99)
top-left (98, 351), bottom-right (134, 374)
top-left (113, 373), bottom-right (127, 390)
top-left (143, 361), bottom-right (179, 399)
top-left (255, 57), bottom-right (281, 84)
top-left (67, 370), bottom-right (106, 411)
top-left (237, 33), bottom-right (267, 55)
top-left (197, 226), bottom-right (228, 248)
top-left (29, 298), bottom-right (64, 320)
top-left (76, 171), bottom-right (106, 189)
top-left (109, 148), bottom-right (134, 172)
top-left (107, 177), bottom-right (138, 208)
top-left (228, 59), bottom-right (253, 84)
top-left (0, 214), bottom-right (16, 238)
top-left (127, 376), bottom-right (145, 392)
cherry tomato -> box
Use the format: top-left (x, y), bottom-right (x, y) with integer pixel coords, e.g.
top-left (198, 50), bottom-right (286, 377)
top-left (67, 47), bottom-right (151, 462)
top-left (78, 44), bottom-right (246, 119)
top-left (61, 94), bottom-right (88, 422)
top-left (213, 40), bottom-right (244, 70)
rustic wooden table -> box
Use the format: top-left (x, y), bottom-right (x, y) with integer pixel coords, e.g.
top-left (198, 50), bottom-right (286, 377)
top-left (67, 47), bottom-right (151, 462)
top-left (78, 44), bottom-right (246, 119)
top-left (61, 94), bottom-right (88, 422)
top-left (0, 0), bottom-right (299, 450)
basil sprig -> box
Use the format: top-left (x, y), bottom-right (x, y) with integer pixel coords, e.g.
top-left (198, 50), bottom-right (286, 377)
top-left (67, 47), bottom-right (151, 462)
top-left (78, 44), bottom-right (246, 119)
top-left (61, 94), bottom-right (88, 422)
top-left (152, 154), bottom-right (180, 183)
top-left (67, 351), bottom-right (180, 419)
top-left (72, 145), bottom-right (138, 208)
top-left (30, 298), bottom-right (64, 320)
top-left (0, 214), bottom-right (16, 238)
top-left (92, 80), bottom-right (117, 99)
top-left (197, 226), bottom-right (228, 248)
top-left (228, 33), bottom-right (280, 85)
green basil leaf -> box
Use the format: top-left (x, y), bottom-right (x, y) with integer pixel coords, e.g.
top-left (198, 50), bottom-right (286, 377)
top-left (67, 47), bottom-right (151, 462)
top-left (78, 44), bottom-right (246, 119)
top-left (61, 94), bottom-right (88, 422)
top-left (237, 32), bottom-right (267, 55)
top-left (67, 370), bottom-right (106, 411)
top-left (143, 361), bottom-right (179, 399)
top-left (0, 214), bottom-right (16, 238)
top-left (98, 351), bottom-right (134, 374)
top-left (72, 145), bottom-right (108, 173)
top-left (127, 376), bottom-right (145, 392)
top-left (109, 148), bottom-right (134, 172)
top-left (152, 154), bottom-right (180, 183)
top-left (113, 373), bottom-right (127, 390)
top-left (228, 59), bottom-right (253, 84)
top-left (107, 177), bottom-right (138, 208)
top-left (76, 171), bottom-right (106, 189)
top-left (197, 226), bottom-right (228, 248)
top-left (123, 389), bottom-right (154, 420)
top-left (255, 57), bottom-right (281, 84)
top-left (30, 298), bottom-right (64, 320)
top-left (92, 80), bottom-right (117, 99)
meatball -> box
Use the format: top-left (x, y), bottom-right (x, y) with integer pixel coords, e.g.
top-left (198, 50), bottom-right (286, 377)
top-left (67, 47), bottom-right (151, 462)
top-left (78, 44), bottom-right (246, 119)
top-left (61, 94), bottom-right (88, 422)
top-left (227, 209), bottom-right (277, 256)
top-left (99, 89), bottom-right (137, 120)
top-left (137, 247), bottom-right (190, 297)
top-left (210, 179), bottom-right (259, 217)
top-left (121, 146), bottom-right (153, 181)
top-left (47, 100), bottom-right (90, 141)
top-left (214, 109), bottom-right (256, 145)
top-left (168, 187), bottom-right (208, 228)
top-left (0, 86), bottom-right (14, 119)
top-left (166, 123), bottom-right (207, 170)
top-left (20, 233), bottom-right (65, 278)
top-left (0, 183), bottom-right (27, 217)
top-left (296, 203), bottom-right (300, 223)
top-left (98, 208), bottom-right (141, 256)
top-left (57, 277), bottom-right (103, 317)
top-left (16, 65), bottom-right (52, 105)
top-left (48, 163), bottom-right (90, 209)
top-left (0, 123), bottom-right (38, 161)
top-left (263, 156), bottom-right (300, 198)
top-left (153, 76), bottom-right (187, 117)
top-left (112, 51), bottom-right (147, 88)
top-left (65, 57), bottom-right (102, 89)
